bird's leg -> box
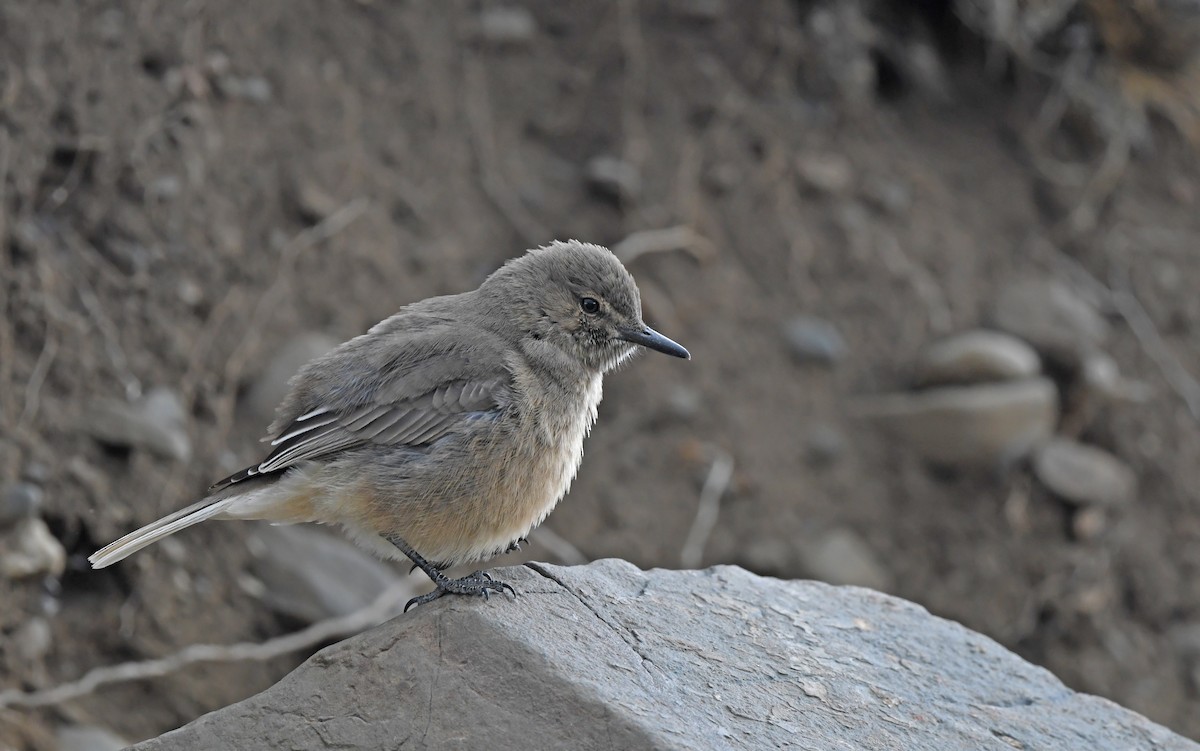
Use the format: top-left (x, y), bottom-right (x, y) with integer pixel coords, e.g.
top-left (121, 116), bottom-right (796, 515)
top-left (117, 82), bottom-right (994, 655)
top-left (386, 534), bottom-right (516, 612)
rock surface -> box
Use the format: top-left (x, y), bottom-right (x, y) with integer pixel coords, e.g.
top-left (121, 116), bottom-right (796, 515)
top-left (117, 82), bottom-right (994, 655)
top-left (132, 560), bottom-right (1197, 751)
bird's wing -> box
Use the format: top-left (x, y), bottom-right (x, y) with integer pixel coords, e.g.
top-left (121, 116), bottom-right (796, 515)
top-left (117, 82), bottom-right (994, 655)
top-left (209, 325), bottom-right (513, 492)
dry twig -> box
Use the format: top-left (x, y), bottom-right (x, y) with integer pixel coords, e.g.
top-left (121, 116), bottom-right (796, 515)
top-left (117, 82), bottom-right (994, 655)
top-left (680, 449), bottom-right (735, 569)
top-left (612, 225), bottom-right (714, 265)
top-left (0, 579), bottom-right (412, 710)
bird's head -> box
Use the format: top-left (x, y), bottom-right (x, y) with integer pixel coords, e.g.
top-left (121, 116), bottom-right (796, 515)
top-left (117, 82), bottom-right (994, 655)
top-left (480, 240), bottom-right (690, 373)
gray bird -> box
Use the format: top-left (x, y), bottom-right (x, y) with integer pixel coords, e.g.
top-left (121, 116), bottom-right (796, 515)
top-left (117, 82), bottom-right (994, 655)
top-left (89, 240), bottom-right (690, 610)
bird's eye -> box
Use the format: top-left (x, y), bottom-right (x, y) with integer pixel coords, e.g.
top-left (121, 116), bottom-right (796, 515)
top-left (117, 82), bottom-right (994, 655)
top-left (580, 297), bottom-right (601, 315)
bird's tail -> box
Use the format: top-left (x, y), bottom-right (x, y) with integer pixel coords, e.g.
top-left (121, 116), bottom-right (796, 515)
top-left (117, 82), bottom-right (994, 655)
top-left (88, 495), bottom-right (239, 569)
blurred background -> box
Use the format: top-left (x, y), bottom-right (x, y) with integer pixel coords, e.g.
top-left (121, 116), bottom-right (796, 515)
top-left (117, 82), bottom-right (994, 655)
top-left (2, 0), bottom-right (1200, 747)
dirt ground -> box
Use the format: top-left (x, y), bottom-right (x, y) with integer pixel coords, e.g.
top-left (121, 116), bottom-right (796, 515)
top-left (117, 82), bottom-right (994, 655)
top-left (2, 0), bottom-right (1199, 746)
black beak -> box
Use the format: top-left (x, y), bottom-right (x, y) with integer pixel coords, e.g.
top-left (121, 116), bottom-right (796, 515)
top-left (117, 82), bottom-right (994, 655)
top-left (618, 324), bottom-right (691, 359)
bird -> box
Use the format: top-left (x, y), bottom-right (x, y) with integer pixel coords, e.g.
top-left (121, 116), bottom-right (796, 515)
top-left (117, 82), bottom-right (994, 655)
top-left (89, 240), bottom-right (690, 610)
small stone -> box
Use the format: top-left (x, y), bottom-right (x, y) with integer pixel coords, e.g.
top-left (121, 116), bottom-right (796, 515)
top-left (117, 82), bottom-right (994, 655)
top-left (148, 175), bottom-right (182, 201)
top-left (803, 424), bottom-right (845, 467)
top-left (853, 378), bottom-right (1059, 468)
top-left (1072, 507), bottom-right (1107, 541)
top-left (95, 9), bottom-right (125, 45)
top-left (1082, 352), bottom-right (1152, 404)
top-left (219, 75), bottom-right (273, 103)
top-left (796, 152), bottom-right (854, 196)
top-left (286, 178), bottom-right (340, 224)
top-left (248, 524), bottom-right (405, 622)
top-left (585, 156), bottom-right (641, 203)
top-left (703, 163), bottom-right (740, 194)
top-left (677, 0), bottom-right (723, 22)
top-left (1033, 438), bottom-right (1137, 507)
top-left (0, 517), bottom-right (67, 579)
top-left (782, 315), bottom-right (847, 366)
top-left (177, 278), bottom-right (204, 308)
top-left (861, 177), bottom-right (912, 217)
top-left (56, 724), bottom-right (130, 751)
top-left (86, 387), bottom-right (191, 461)
top-left (798, 528), bottom-right (891, 591)
top-left (479, 7), bottom-right (537, 45)
top-left (12, 617), bottom-right (52, 662)
top-left (245, 333), bottom-right (340, 428)
top-left (914, 330), bottom-right (1041, 387)
top-left (666, 386), bottom-right (702, 420)
top-left (989, 278), bottom-right (1109, 364)
top-left (0, 482), bottom-right (43, 527)
top-left (740, 538), bottom-right (793, 577)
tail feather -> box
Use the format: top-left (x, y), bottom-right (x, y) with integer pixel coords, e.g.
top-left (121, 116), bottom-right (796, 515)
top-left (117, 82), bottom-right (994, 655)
top-left (89, 496), bottom-right (235, 569)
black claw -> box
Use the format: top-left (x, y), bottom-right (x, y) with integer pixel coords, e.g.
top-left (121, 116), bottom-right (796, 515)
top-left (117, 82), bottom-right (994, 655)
top-left (402, 570), bottom-right (517, 612)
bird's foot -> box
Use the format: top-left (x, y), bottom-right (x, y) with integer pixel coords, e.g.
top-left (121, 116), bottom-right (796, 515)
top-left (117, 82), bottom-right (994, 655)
top-left (404, 570), bottom-right (516, 612)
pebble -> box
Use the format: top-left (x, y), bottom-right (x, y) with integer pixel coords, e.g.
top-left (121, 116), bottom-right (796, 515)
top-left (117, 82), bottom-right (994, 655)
top-left (245, 333), bottom-right (340, 428)
top-left (803, 424), bottom-right (846, 467)
top-left (585, 156), bottom-right (641, 203)
top-left (677, 0), bottom-right (724, 22)
top-left (85, 387), bottom-right (192, 461)
top-left (219, 75), bottom-right (273, 103)
top-left (988, 278), bottom-right (1109, 364)
top-left (1081, 352), bottom-right (1152, 404)
top-left (287, 177), bottom-right (340, 224)
top-left (479, 6), bottom-right (537, 45)
top-left (666, 385), bottom-right (702, 420)
top-left (0, 517), bottom-right (67, 579)
top-left (914, 330), bottom-right (1041, 387)
top-left (782, 315), bottom-right (848, 366)
top-left (248, 524), bottom-right (403, 622)
top-left (861, 176), bottom-right (912, 217)
top-left (12, 617), bottom-right (52, 662)
top-left (0, 482), bottom-right (43, 527)
top-left (56, 725), bottom-right (130, 751)
top-left (740, 538), bottom-right (794, 577)
top-left (795, 152), bottom-right (854, 196)
top-left (852, 378), bottom-right (1059, 468)
top-left (1033, 438), bottom-right (1137, 507)
top-left (797, 528), bottom-right (892, 591)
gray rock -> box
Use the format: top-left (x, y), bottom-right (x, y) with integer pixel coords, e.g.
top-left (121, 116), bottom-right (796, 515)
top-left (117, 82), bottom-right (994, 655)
top-left (0, 482), bottom-right (43, 527)
top-left (665, 385), bottom-right (702, 420)
top-left (244, 333), bottom-right (340, 429)
top-left (1082, 352), bottom-right (1152, 404)
top-left (56, 724), bottom-right (130, 751)
top-left (854, 378), bottom-right (1059, 468)
top-left (1033, 438), bottom-right (1137, 507)
top-left (130, 560), bottom-right (1200, 751)
top-left (85, 387), bottom-right (191, 461)
top-left (11, 617), bottom-right (52, 662)
top-left (915, 329), bottom-right (1041, 387)
top-left (798, 527), bottom-right (892, 590)
top-left (218, 75), bottom-right (273, 103)
top-left (782, 315), bottom-right (847, 365)
top-left (676, 0), bottom-right (723, 22)
top-left (247, 524), bottom-right (405, 623)
top-left (479, 6), bottom-right (537, 45)
top-left (989, 278), bottom-right (1109, 364)
top-left (585, 156), bottom-right (641, 203)
top-left (0, 517), bottom-right (66, 579)
top-left (862, 176), bottom-right (912, 216)
top-left (796, 151), bottom-right (854, 196)
top-left (803, 423), bottom-right (846, 466)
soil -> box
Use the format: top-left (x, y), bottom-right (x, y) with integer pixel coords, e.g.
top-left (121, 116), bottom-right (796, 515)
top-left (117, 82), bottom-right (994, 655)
top-left (2, 0), bottom-right (1198, 746)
